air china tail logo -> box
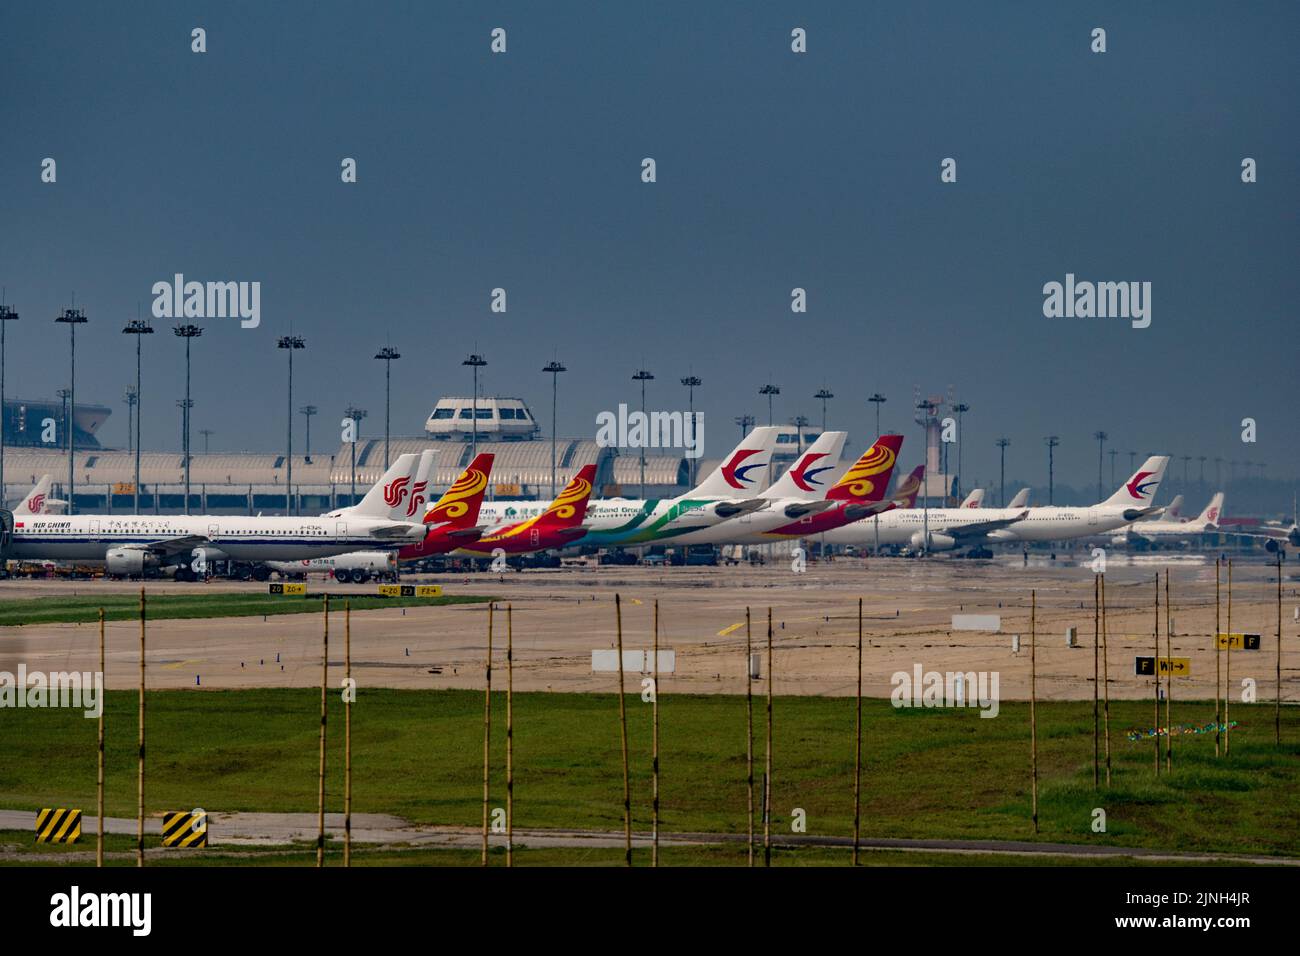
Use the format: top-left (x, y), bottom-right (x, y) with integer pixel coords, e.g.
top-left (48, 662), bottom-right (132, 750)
top-left (27, 494), bottom-right (45, 513)
top-left (404, 480), bottom-right (428, 517)
top-left (1126, 471), bottom-right (1157, 500)
top-left (722, 449), bottom-right (766, 488)
top-left (383, 476), bottom-right (411, 508)
top-left (789, 453), bottom-right (832, 492)
top-left (1206, 507), bottom-right (1219, 522)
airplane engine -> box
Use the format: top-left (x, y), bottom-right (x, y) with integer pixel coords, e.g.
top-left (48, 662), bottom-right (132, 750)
top-left (910, 531), bottom-right (957, 551)
top-left (106, 547), bottom-right (156, 576)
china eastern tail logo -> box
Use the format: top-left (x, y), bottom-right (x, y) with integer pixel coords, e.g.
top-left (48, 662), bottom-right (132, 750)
top-left (789, 453), bottom-right (833, 492)
top-left (1126, 472), bottom-right (1157, 500)
top-left (722, 449), bottom-right (767, 488)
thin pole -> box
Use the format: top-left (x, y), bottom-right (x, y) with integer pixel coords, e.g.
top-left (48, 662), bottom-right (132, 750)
top-left (482, 602), bottom-right (493, 866)
top-left (1225, 560), bottom-right (1232, 756)
top-left (134, 331), bottom-right (142, 514)
top-left (652, 599), bottom-right (660, 868)
top-left (1277, 551), bottom-right (1284, 748)
top-left (69, 322), bottom-right (76, 513)
top-left (137, 588), bottom-right (145, 867)
top-left (344, 600), bottom-right (352, 867)
top-left (97, 608), bottom-right (105, 868)
top-left (1216, 559), bottom-right (1222, 757)
top-left (1170, 572), bottom-right (1180, 775)
top-left (745, 607), bottom-right (754, 867)
top-left (506, 603), bottom-right (514, 867)
top-left (316, 594), bottom-right (328, 867)
top-left (615, 594), bottom-right (631, 866)
top-left (1101, 575), bottom-right (1112, 786)
top-left (1030, 590), bottom-right (1038, 834)
top-left (853, 597), bottom-right (863, 865)
top-left (764, 607), bottom-right (773, 866)
top-left (1093, 574), bottom-right (1099, 789)
top-left (1153, 573), bottom-right (1161, 775)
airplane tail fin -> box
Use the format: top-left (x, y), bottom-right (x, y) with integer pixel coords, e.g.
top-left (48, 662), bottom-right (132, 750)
top-left (825, 435), bottom-right (905, 502)
top-left (12, 474), bottom-right (54, 516)
top-left (1102, 456), bottom-right (1170, 508)
top-left (424, 453), bottom-right (494, 527)
top-left (1007, 487), bottom-right (1030, 508)
top-left (535, 464), bottom-right (598, 527)
top-left (350, 453), bottom-right (420, 519)
top-left (1163, 494), bottom-right (1185, 522)
top-left (892, 465), bottom-right (925, 507)
top-left (394, 451), bottom-right (435, 520)
top-left (1197, 492), bottom-right (1225, 528)
top-left (762, 431), bottom-right (847, 500)
top-left (959, 488), bottom-right (985, 508)
top-left (689, 426), bottom-right (780, 498)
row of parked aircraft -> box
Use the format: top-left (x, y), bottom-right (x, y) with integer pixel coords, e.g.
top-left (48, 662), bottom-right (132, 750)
top-left (5, 426), bottom-right (1291, 579)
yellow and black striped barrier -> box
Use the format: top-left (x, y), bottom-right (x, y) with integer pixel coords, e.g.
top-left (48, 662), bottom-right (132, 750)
top-left (377, 584), bottom-right (442, 598)
top-left (161, 810), bottom-right (208, 848)
top-left (269, 582), bottom-right (307, 596)
top-left (35, 808), bottom-right (82, 844)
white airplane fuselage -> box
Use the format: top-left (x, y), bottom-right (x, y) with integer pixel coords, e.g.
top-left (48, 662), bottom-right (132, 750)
top-left (7, 514), bottom-right (421, 564)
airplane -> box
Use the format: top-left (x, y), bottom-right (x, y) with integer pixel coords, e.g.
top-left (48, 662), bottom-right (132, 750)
top-left (958, 488), bottom-right (984, 508)
top-left (668, 433), bottom-right (907, 545)
top-left (455, 464), bottom-right (598, 556)
top-left (1007, 488), bottom-right (1030, 508)
top-left (4, 455), bottom-right (428, 579)
top-left (1118, 493), bottom-right (1224, 543)
top-left (473, 427), bottom-right (782, 549)
top-left (397, 452), bottom-right (495, 559)
top-left (822, 456), bottom-right (1170, 552)
top-left (11, 475), bottom-right (55, 516)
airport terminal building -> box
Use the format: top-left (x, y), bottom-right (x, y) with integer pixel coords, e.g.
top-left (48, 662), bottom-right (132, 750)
top-left (0, 395), bottom-right (825, 514)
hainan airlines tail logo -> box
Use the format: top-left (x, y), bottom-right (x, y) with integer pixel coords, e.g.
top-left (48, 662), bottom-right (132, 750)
top-left (383, 476), bottom-right (411, 508)
top-left (722, 449), bottom-right (767, 488)
top-left (1126, 471), bottom-right (1157, 500)
top-left (789, 453), bottom-right (833, 491)
top-left (543, 472), bottom-right (593, 521)
top-left (425, 466), bottom-right (489, 524)
top-left (830, 441), bottom-right (898, 500)
top-left (27, 493), bottom-right (45, 513)
top-left (404, 480), bottom-right (429, 517)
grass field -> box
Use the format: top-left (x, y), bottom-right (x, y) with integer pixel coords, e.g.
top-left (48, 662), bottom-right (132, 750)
top-left (1, 688), bottom-right (1296, 864)
top-left (0, 592), bottom-right (493, 626)
top-left (1, 832), bottom-right (1236, 868)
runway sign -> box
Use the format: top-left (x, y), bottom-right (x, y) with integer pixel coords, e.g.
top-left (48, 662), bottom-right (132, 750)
top-left (269, 582), bottom-right (307, 596)
top-left (377, 584), bottom-right (442, 598)
top-left (952, 614), bottom-right (1001, 632)
top-left (1135, 656), bottom-right (1191, 677)
top-left (592, 650), bottom-right (676, 674)
top-left (1216, 633), bottom-right (1261, 650)
top-left (35, 808), bottom-right (82, 844)
top-left (162, 811), bottom-right (208, 848)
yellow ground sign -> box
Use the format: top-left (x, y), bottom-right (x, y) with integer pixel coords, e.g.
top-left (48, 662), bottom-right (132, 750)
top-left (1135, 656), bottom-right (1191, 677)
top-left (112, 482), bottom-right (136, 495)
top-left (269, 582), bottom-right (307, 595)
top-left (377, 584), bottom-right (442, 598)
top-left (1216, 633), bottom-right (1261, 650)
top-left (35, 808), bottom-right (82, 844)
top-left (162, 811), bottom-right (209, 848)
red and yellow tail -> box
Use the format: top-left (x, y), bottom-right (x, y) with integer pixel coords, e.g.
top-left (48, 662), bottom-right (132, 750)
top-left (533, 464), bottom-right (597, 529)
top-left (423, 453), bottom-right (493, 527)
top-left (825, 435), bottom-right (903, 502)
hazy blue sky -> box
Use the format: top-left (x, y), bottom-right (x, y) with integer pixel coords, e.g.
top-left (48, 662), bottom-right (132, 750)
top-left (1, 1), bottom-right (1295, 492)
